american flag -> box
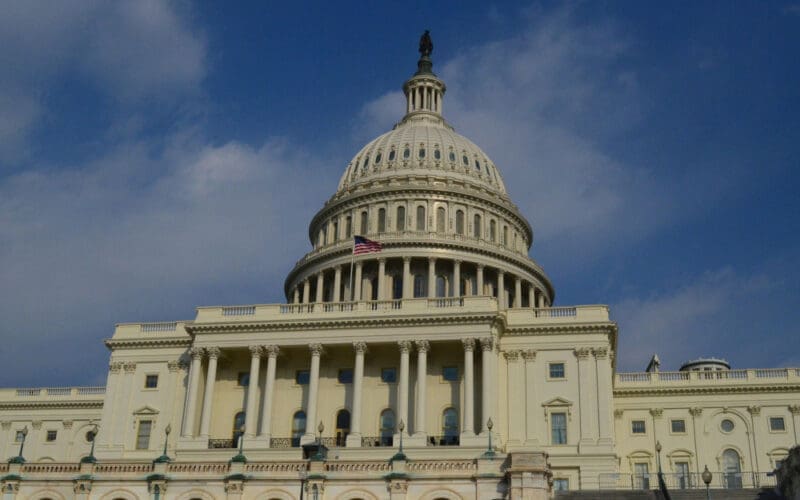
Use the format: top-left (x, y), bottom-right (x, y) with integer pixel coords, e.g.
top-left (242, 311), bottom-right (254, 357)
top-left (353, 235), bottom-right (382, 255)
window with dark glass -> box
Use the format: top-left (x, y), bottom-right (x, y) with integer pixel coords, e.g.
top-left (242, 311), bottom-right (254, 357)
top-left (419, 147), bottom-right (425, 159)
top-left (338, 369), bottom-right (353, 384)
top-left (434, 149), bottom-right (441, 160)
top-left (379, 409), bottom-right (395, 446)
top-left (392, 275), bottom-right (403, 299)
top-left (144, 374), bottom-right (159, 389)
top-left (396, 206), bottom-right (405, 231)
top-left (671, 419), bottom-right (686, 433)
top-left (46, 430), bottom-right (57, 442)
top-left (232, 411), bottom-right (245, 445)
top-left (462, 155), bottom-right (468, 166)
top-left (381, 367), bottom-right (397, 383)
top-left (770, 417), bottom-right (786, 431)
top-left (473, 214), bottom-right (481, 238)
top-left (389, 149), bottom-right (396, 161)
top-left (551, 413), bottom-right (567, 444)
top-left (416, 206), bottom-right (426, 231)
top-left (442, 408), bottom-right (458, 444)
top-left (442, 366), bottom-right (458, 381)
top-left (403, 148), bottom-right (410, 159)
top-left (360, 211), bottom-right (368, 234)
top-left (292, 411), bottom-right (306, 447)
top-left (436, 275), bottom-right (447, 297)
top-left (413, 274), bottom-right (426, 298)
top-left (336, 409), bottom-right (351, 446)
top-left (503, 226), bottom-right (508, 246)
top-left (296, 370), bottom-right (310, 385)
top-left (632, 420), bottom-right (646, 434)
top-left (135, 420), bottom-right (152, 450)
top-left (553, 479), bottom-right (569, 491)
top-left (449, 151), bottom-right (456, 162)
top-left (455, 210), bottom-right (464, 235)
top-left (436, 207), bottom-right (446, 232)
top-left (15, 431), bottom-right (24, 442)
top-left (237, 372), bottom-right (250, 387)
top-left (378, 208), bottom-right (386, 233)
top-left (375, 152), bottom-right (382, 164)
top-left (549, 363), bottom-right (565, 379)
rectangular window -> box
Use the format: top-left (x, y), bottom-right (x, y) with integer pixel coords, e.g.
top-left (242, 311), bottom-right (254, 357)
top-left (632, 420), bottom-right (646, 434)
top-left (770, 417), bottom-right (786, 431)
top-left (634, 463), bottom-right (650, 490)
top-left (237, 372), bottom-right (250, 387)
top-left (135, 420), bottom-right (152, 450)
top-left (442, 366), bottom-right (459, 381)
top-left (671, 419), bottom-right (686, 433)
top-left (295, 370), bottom-right (310, 385)
top-left (46, 430), bottom-right (57, 442)
top-left (381, 367), bottom-right (397, 383)
top-left (553, 478), bottom-right (569, 491)
top-left (144, 374), bottom-right (159, 389)
top-left (549, 362), bottom-right (565, 379)
top-left (338, 368), bottom-right (353, 384)
top-left (675, 462), bottom-right (690, 489)
top-left (551, 412), bottom-right (567, 444)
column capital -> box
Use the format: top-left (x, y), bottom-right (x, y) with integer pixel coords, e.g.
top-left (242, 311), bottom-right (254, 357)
top-left (479, 337), bottom-right (494, 351)
top-left (522, 349), bottom-right (537, 361)
top-left (109, 361), bottom-right (124, 373)
top-left (503, 350), bottom-right (521, 362)
top-left (689, 407), bottom-right (703, 417)
top-left (462, 338), bottom-right (476, 352)
top-left (398, 340), bottom-right (413, 353)
top-left (378, 257), bottom-right (387, 264)
top-left (309, 343), bottom-right (324, 356)
top-left (593, 347), bottom-right (609, 359)
top-left (454, 258), bottom-right (462, 265)
top-left (403, 256), bottom-right (412, 263)
top-left (189, 346), bottom-right (204, 359)
top-left (476, 263), bottom-right (484, 270)
top-left (206, 347), bottom-right (221, 359)
top-left (649, 408), bottom-right (663, 418)
top-left (789, 404), bottom-right (800, 415)
top-left (167, 360), bottom-right (182, 372)
top-left (497, 269), bottom-right (505, 276)
top-left (123, 361), bottom-right (137, 373)
top-left (415, 340), bottom-right (430, 353)
top-left (334, 264), bottom-right (342, 271)
top-left (264, 345), bottom-right (280, 358)
top-left (747, 405), bottom-right (761, 416)
top-left (428, 256), bottom-right (437, 263)
top-left (353, 341), bottom-right (368, 354)
top-left (614, 409), bottom-right (624, 419)
top-left (249, 345), bottom-right (263, 357)
top-left (573, 347), bottom-right (592, 359)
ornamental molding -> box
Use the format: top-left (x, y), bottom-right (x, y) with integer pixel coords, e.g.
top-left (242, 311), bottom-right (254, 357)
top-left (689, 407), bottom-right (703, 416)
top-left (167, 360), bottom-right (182, 372)
top-left (614, 409), bottom-right (624, 419)
top-left (747, 405), bottom-right (761, 416)
top-left (249, 345), bottom-right (263, 357)
top-left (522, 349), bottom-right (537, 361)
top-left (574, 347), bottom-right (592, 359)
top-left (309, 343), bottom-right (324, 356)
top-left (224, 480), bottom-right (244, 493)
top-left (462, 338), bottom-right (476, 352)
top-left (31, 420), bottom-right (42, 429)
top-left (479, 337), bottom-right (494, 351)
top-left (649, 408), bottom-right (663, 418)
top-left (504, 324), bottom-right (617, 336)
top-left (206, 347), bottom-right (221, 359)
top-left (789, 404), bottom-right (800, 415)
top-left (503, 350), bottom-right (521, 362)
top-left (593, 347), bottom-right (609, 359)
top-left (109, 361), bottom-right (124, 373)
top-left (398, 340), bottom-right (413, 353)
top-left (73, 479), bottom-right (92, 493)
top-left (62, 420), bottom-right (73, 429)
top-left (0, 421), bottom-right (10, 429)
top-left (264, 345), bottom-right (281, 357)
top-left (0, 400), bottom-right (104, 410)
top-left (614, 384), bottom-right (800, 397)
top-left (105, 337), bottom-right (191, 350)
top-left (123, 362), bottom-right (137, 373)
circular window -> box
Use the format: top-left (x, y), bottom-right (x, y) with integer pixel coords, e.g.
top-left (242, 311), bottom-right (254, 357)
top-left (720, 419), bottom-right (735, 432)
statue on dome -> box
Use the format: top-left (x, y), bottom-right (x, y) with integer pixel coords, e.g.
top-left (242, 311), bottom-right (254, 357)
top-left (419, 30), bottom-right (433, 57)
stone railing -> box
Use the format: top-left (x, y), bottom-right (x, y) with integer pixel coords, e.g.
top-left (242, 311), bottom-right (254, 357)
top-left (94, 463), bottom-right (154, 474)
top-left (246, 462), bottom-right (306, 473)
top-left (407, 460), bottom-right (477, 473)
top-left (361, 435), bottom-right (393, 447)
top-left (21, 463), bottom-right (80, 474)
top-left (615, 368), bottom-right (800, 388)
top-left (167, 462), bottom-right (230, 474)
top-left (1, 386), bottom-right (106, 400)
top-left (599, 471), bottom-right (777, 490)
top-left (505, 305), bottom-right (610, 325)
top-left (427, 435), bottom-right (460, 446)
top-left (139, 322), bottom-right (177, 332)
top-left (326, 461), bottom-right (391, 473)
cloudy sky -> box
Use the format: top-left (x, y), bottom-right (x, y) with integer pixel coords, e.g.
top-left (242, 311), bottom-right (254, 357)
top-left (1, 1), bottom-right (798, 387)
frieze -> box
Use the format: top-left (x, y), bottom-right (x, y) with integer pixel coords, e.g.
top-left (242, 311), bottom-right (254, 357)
top-left (593, 347), bottom-right (609, 359)
top-left (614, 384), bottom-right (800, 398)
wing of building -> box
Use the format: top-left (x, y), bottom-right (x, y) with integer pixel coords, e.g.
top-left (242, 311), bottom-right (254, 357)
top-left (2, 34), bottom-right (798, 500)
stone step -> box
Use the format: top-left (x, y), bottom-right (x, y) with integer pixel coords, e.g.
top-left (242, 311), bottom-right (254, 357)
top-left (554, 488), bottom-right (778, 500)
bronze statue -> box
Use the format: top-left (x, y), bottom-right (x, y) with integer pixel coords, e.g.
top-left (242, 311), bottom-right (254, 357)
top-left (419, 30), bottom-right (433, 57)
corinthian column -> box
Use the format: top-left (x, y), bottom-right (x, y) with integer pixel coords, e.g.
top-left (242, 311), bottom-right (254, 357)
top-left (378, 258), bottom-right (387, 300)
top-left (347, 341), bottom-right (367, 447)
top-left (462, 338), bottom-right (476, 436)
top-left (480, 337), bottom-right (494, 434)
top-left (453, 260), bottom-right (461, 297)
top-left (303, 343), bottom-right (323, 443)
top-left (333, 266), bottom-right (342, 302)
top-left (428, 257), bottom-right (437, 297)
top-left (398, 341), bottom-right (412, 435)
top-left (198, 347), bottom-right (220, 439)
top-left (415, 340), bottom-right (430, 436)
top-left (497, 270), bottom-right (505, 309)
top-left (244, 346), bottom-right (262, 439)
top-left (259, 345), bottom-right (279, 442)
top-left (181, 347), bottom-right (204, 437)
top-left (402, 257), bottom-right (412, 299)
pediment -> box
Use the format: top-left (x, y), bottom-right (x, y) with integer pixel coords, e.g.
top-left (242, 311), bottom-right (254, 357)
top-left (132, 405), bottom-right (159, 415)
top-left (542, 397), bottom-right (573, 407)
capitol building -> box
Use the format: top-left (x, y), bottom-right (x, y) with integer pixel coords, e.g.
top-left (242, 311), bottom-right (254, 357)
top-left (1, 35), bottom-right (798, 500)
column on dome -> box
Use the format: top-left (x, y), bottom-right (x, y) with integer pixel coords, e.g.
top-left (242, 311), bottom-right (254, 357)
top-left (333, 266), bottom-right (342, 302)
top-left (259, 345), bottom-right (279, 442)
top-left (497, 270), bottom-right (505, 309)
top-left (302, 279), bottom-right (310, 304)
top-left (480, 337), bottom-right (494, 434)
top-left (293, 287), bottom-right (300, 304)
top-left (453, 260), bottom-right (461, 298)
top-left (198, 347), bottom-right (220, 439)
top-left (244, 346), bottom-right (261, 439)
top-left (302, 343), bottom-right (323, 444)
top-left (347, 341), bottom-right (367, 447)
top-left (476, 265), bottom-right (484, 296)
top-left (397, 340), bottom-right (412, 437)
top-left (315, 272), bottom-right (324, 303)
top-left (415, 340), bottom-right (429, 437)
top-left (528, 285), bottom-right (535, 308)
top-left (182, 347), bottom-right (204, 437)
top-left (378, 258), bottom-right (387, 300)
top-left (575, 347), bottom-right (597, 447)
top-left (427, 257), bottom-right (436, 298)
top-left (537, 291), bottom-right (546, 308)
top-left (514, 277), bottom-right (522, 308)
top-left (354, 261), bottom-right (363, 301)
top-left (402, 257), bottom-right (412, 299)
top-left (462, 338), bottom-right (475, 436)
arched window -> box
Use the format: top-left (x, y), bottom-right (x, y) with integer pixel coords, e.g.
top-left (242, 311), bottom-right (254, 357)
top-left (473, 214), bottom-right (481, 238)
top-left (232, 411), bottom-right (245, 446)
top-left (380, 409), bottom-right (395, 446)
top-left (416, 206), bottom-right (426, 231)
top-left (336, 409), bottom-right (351, 446)
top-left (455, 210), bottom-right (464, 235)
top-left (413, 274), bottom-right (427, 298)
top-left (332, 220), bottom-right (339, 242)
top-left (723, 449), bottom-right (742, 489)
top-left (503, 226), bottom-right (508, 246)
top-left (345, 216), bottom-right (352, 238)
top-left (291, 410), bottom-right (306, 447)
top-left (490, 220), bottom-right (497, 242)
top-left (436, 207), bottom-right (446, 233)
top-left (436, 275), bottom-right (447, 297)
top-left (396, 206), bottom-right (406, 231)
top-left (442, 408), bottom-right (459, 444)
top-left (360, 211), bottom-right (368, 234)
top-left (378, 208), bottom-right (386, 233)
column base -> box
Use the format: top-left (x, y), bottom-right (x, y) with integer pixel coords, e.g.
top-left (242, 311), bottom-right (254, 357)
top-left (345, 433), bottom-right (362, 448)
top-left (245, 434), bottom-right (271, 449)
top-left (300, 433), bottom-right (317, 446)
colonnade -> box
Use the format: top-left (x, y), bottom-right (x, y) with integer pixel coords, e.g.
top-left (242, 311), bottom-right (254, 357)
top-left (180, 337), bottom-right (496, 447)
top-left (290, 256), bottom-right (550, 310)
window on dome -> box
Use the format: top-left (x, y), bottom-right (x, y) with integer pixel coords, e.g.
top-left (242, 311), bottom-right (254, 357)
top-left (490, 220), bottom-right (497, 241)
top-left (436, 207), bottom-right (446, 233)
top-left (345, 216), bottom-right (352, 238)
top-left (396, 206), bottom-right (405, 231)
top-left (333, 220), bottom-right (339, 242)
top-left (389, 149), bottom-right (396, 161)
top-left (392, 275), bottom-right (403, 299)
top-left (455, 210), bottom-right (465, 235)
top-left (485, 163), bottom-right (491, 176)
top-left (363, 156), bottom-right (370, 169)
top-left (503, 226), bottom-right (509, 246)
top-left (475, 159), bottom-right (481, 171)
top-left (462, 155), bottom-right (468, 166)
top-left (473, 214), bottom-right (482, 238)
top-left (434, 148), bottom-right (441, 160)
top-left (413, 274), bottom-right (426, 297)
top-left (360, 211), bottom-right (368, 234)
top-left (403, 147), bottom-right (410, 159)
top-left (436, 275), bottom-right (447, 297)
top-left (449, 151), bottom-right (456, 162)
top-left (375, 152), bottom-right (382, 164)
top-left (419, 147), bottom-right (425, 159)
top-left (378, 208), bottom-right (386, 233)
top-left (416, 206), bottom-right (426, 231)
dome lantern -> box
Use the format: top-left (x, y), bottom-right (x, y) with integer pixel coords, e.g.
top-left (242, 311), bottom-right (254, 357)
top-left (403, 31), bottom-right (446, 118)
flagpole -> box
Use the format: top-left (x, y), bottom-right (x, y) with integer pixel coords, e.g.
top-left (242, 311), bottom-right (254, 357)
top-left (349, 237), bottom-right (356, 302)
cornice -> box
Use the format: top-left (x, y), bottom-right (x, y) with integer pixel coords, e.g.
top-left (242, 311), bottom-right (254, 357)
top-left (503, 323), bottom-right (618, 336)
top-left (0, 400), bottom-right (104, 410)
top-left (104, 337), bottom-right (192, 350)
top-left (187, 312), bottom-right (499, 335)
top-left (614, 384), bottom-right (800, 397)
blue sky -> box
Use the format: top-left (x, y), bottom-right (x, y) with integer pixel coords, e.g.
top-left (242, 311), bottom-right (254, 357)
top-left (1, 1), bottom-right (798, 386)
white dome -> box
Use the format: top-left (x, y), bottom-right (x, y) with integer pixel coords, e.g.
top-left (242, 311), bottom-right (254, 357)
top-left (338, 113), bottom-right (508, 196)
